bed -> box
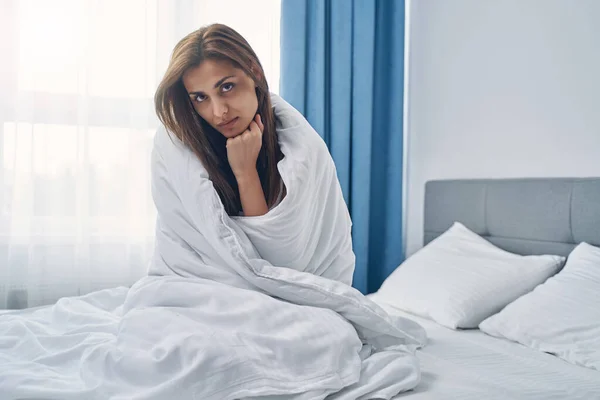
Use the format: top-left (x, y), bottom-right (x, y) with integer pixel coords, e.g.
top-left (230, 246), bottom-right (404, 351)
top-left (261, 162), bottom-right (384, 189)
top-left (369, 177), bottom-right (600, 399)
top-left (2, 178), bottom-right (599, 399)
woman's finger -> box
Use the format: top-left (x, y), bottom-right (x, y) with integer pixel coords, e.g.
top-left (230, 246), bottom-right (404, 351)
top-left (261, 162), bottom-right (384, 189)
top-left (249, 121), bottom-right (261, 135)
top-left (256, 114), bottom-right (264, 132)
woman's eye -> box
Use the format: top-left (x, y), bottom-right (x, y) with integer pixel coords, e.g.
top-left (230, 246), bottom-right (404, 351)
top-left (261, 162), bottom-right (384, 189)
top-left (222, 83), bottom-right (234, 92)
top-left (194, 94), bottom-right (206, 103)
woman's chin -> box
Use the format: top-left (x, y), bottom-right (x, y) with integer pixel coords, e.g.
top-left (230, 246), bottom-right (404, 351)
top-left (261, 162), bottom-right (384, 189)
top-left (221, 128), bottom-right (244, 139)
top-left (215, 117), bottom-right (246, 139)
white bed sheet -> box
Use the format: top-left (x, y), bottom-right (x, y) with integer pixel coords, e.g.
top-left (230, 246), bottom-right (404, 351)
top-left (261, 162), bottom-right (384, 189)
top-left (367, 295), bottom-right (600, 400)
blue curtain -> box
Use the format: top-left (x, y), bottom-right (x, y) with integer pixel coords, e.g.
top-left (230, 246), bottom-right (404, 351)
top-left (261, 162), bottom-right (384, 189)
top-left (280, 0), bottom-right (406, 294)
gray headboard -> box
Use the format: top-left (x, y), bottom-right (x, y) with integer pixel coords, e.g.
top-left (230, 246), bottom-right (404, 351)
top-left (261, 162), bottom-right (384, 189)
top-left (424, 178), bottom-right (600, 257)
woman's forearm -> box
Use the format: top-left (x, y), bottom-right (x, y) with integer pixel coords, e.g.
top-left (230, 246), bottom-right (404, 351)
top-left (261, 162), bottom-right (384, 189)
top-left (236, 169), bottom-right (268, 217)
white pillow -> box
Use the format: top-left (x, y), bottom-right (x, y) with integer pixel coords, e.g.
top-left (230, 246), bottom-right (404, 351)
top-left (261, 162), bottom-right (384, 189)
top-left (480, 242), bottom-right (600, 371)
top-left (374, 222), bottom-right (564, 329)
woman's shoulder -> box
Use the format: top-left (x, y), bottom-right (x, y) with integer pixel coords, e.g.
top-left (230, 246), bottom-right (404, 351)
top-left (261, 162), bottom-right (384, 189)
top-left (270, 94), bottom-right (333, 168)
top-left (154, 125), bottom-right (185, 152)
top-left (152, 125), bottom-right (210, 180)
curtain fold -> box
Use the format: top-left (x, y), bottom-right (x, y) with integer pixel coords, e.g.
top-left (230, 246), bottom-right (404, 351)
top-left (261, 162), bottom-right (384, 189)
top-left (281, 0), bottom-right (406, 294)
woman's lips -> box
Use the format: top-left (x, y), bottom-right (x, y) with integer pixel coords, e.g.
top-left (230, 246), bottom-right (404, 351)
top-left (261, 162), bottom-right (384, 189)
top-left (218, 117), bottom-right (239, 129)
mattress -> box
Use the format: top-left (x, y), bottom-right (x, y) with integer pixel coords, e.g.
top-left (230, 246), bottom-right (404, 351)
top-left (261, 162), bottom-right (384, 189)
top-left (366, 295), bottom-right (600, 400)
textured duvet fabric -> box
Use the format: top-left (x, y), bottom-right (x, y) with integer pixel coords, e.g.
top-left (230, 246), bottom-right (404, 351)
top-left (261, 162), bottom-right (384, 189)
top-left (0, 94), bottom-right (425, 400)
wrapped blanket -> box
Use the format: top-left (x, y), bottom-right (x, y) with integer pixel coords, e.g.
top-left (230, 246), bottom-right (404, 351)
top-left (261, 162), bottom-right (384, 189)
top-left (0, 94), bottom-right (426, 400)
top-left (143, 93), bottom-right (426, 398)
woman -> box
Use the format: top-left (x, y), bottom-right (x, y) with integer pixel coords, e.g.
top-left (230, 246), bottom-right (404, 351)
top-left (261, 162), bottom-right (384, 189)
top-left (148, 23), bottom-right (424, 399)
top-left (155, 23), bottom-right (284, 218)
top-left (151, 22), bottom-right (355, 282)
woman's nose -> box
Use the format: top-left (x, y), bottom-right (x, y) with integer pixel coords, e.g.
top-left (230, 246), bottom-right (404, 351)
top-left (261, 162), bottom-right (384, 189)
top-left (212, 99), bottom-right (228, 119)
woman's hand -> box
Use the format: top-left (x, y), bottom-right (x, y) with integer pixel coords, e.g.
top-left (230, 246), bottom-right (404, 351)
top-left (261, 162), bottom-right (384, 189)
top-left (226, 114), bottom-right (264, 181)
top-left (227, 114), bottom-right (268, 216)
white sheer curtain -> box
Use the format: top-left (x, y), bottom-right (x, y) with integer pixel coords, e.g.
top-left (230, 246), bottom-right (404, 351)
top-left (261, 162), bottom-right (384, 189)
top-left (0, 0), bottom-right (281, 309)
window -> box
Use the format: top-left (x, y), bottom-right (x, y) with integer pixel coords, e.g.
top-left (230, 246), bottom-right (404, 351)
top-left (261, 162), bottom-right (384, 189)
top-left (0, 0), bottom-right (281, 308)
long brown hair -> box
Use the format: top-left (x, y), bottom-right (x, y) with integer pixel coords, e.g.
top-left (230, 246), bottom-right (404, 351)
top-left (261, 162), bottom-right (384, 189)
top-left (154, 24), bottom-right (282, 216)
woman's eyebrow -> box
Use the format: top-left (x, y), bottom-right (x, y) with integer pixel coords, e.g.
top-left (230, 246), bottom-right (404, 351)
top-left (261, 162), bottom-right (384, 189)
top-left (213, 75), bottom-right (235, 88)
top-left (187, 75), bottom-right (235, 96)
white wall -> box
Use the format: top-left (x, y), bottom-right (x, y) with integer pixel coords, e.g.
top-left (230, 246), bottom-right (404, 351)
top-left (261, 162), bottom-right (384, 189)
top-left (404, 0), bottom-right (600, 256)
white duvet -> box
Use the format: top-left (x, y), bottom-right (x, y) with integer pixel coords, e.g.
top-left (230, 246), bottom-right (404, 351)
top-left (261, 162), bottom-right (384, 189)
top-left (0, 94), bottom-right (426, 400)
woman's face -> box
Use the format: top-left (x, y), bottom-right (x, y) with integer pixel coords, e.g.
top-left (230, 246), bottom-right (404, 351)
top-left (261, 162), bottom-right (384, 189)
top-left (182, 59), bottom-right (258, 139)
